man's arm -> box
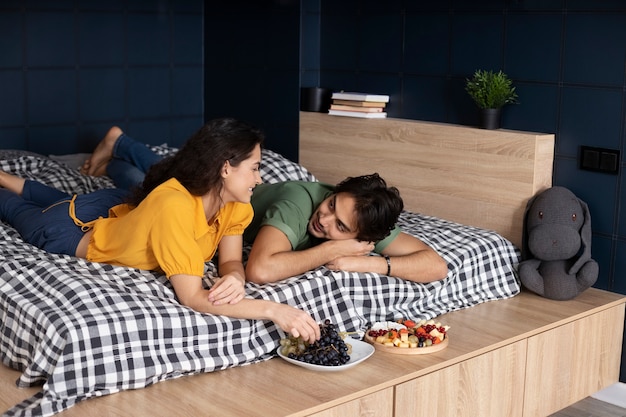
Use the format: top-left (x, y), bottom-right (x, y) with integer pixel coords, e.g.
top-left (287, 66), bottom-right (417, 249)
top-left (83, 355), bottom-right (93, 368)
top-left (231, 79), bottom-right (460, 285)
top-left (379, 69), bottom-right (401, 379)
top-left (245, 225), bottom-right (374, 283)
top-left (325, 232), bottom-right (448, 283)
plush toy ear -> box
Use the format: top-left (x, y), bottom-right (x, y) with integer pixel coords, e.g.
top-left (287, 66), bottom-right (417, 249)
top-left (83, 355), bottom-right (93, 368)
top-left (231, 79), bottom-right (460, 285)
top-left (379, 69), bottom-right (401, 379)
top-left (568, 198), bottom-right (593, 275)
top-left (521, 191), bottom-right (541, 261)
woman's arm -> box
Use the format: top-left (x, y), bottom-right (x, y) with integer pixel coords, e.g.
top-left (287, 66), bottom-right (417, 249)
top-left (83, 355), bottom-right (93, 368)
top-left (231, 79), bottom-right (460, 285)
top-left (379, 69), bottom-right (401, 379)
top-left (169, 273), bottom-right (320, 343)
top-left (207, 234), bottom-right (247, 305)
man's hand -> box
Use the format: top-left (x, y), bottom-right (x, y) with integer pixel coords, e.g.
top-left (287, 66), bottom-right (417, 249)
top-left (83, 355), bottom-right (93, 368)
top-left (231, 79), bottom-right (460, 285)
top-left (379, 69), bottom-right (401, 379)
top-left (327, 238), bottom-right (375, 258)
top-left (325, 256), bottom-right (363, 271)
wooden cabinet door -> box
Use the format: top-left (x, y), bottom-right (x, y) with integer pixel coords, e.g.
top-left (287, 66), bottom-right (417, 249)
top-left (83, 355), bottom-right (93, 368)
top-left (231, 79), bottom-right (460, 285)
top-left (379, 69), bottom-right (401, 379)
top-left (395, 341), bottom-right (527, 417)
top-left (523, 304), bottom-right (625, 417)
top-left (308, 387), bottom-right (393, 417)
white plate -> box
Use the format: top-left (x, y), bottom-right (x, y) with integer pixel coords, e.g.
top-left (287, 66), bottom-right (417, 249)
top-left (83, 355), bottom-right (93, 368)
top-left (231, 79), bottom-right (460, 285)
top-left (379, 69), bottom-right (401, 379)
top-left (370, 321), bottom-right (407, 331)
top-left (277, 338), bottom-right (375, 372)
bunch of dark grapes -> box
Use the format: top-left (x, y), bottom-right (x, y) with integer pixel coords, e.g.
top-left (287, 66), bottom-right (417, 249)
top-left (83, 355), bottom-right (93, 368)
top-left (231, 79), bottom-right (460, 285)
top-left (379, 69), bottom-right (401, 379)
top-left (279, 319), bottom-right (351, 366)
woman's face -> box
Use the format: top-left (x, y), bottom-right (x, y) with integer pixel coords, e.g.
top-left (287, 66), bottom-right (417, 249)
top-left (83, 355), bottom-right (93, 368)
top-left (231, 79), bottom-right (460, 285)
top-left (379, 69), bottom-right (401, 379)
top-left (222, 144), bottom-right (262, 204)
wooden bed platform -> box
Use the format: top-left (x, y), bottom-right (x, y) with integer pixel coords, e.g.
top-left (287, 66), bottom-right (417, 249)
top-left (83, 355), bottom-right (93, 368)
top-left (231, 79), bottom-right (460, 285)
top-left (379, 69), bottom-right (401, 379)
top-left (1, 114), bottom-right (624, 417)
top-left (2, 289), bottom-right (623, 417)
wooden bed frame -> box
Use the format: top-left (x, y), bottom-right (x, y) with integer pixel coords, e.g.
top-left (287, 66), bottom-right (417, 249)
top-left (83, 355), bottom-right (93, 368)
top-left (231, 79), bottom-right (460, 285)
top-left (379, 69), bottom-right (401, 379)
top-left (299, 112), bottom-right (555, 249)
top-left (1, 113), bottom-right (624, 417)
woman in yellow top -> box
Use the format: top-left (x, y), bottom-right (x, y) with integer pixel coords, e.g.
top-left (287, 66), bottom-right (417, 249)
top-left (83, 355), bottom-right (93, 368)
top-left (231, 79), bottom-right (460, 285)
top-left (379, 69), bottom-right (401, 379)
top-left (0, 118), bottom-right (320, 343)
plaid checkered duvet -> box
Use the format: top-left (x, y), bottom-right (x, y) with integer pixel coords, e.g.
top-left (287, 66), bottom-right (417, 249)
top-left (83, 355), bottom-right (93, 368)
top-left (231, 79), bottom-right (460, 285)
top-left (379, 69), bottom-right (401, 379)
top-left (0, 148), bottom-right (520, 416)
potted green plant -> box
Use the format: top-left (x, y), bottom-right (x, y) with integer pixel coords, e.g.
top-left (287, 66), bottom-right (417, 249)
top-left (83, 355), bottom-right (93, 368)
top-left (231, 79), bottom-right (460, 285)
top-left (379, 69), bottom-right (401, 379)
top-left (465, 69), bottom-right (519, 129)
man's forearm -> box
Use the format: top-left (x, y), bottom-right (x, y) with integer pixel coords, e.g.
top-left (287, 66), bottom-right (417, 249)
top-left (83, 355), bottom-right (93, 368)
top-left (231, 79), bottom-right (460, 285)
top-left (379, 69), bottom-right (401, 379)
top-left (379, 251), bottom-right (448, 282)
top-left (246, 242), bottom-right (336, 283)
top-left (327, 250), bottom-right (448, 283)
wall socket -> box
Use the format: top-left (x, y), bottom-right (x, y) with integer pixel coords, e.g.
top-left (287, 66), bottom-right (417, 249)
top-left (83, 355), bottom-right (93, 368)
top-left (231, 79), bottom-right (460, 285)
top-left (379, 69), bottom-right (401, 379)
top-left (580, 145), bottom-right (620, 174)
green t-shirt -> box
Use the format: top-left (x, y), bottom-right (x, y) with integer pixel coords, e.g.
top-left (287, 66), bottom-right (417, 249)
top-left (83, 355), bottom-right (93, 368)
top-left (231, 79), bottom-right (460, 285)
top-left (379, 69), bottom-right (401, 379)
top-left (244, 181), bottom-right (400, 251)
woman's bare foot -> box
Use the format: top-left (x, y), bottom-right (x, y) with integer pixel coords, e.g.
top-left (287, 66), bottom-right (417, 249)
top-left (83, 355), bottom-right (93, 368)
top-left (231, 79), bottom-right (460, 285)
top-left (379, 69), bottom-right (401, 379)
top-left (0, 171), bottom-right (26, 195)
top-left (80, 126), bottom-right (123, 176)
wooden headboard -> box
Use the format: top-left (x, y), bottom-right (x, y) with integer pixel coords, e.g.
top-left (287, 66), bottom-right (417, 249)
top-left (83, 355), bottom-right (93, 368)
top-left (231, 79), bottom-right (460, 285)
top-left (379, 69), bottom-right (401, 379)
top-left (298, 112), bottom-right (555, 248)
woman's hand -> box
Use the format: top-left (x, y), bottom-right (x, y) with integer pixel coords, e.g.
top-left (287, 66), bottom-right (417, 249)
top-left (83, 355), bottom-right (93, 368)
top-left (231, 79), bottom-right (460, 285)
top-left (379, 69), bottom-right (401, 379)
top-left (270, 304), bottom-right (321, 343)
top-left (208, 273), bottom-right (246, 305)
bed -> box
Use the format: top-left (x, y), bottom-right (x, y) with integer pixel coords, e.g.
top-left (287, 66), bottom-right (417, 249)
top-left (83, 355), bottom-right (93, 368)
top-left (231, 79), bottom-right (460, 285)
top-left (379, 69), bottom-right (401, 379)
top-left (0, 114), bottom-right (624, 417)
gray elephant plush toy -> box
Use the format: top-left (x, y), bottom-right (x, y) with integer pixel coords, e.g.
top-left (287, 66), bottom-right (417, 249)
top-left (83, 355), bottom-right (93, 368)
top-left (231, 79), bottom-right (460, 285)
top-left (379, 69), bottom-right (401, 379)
top-left (518, 186), bottom-right (599, 300)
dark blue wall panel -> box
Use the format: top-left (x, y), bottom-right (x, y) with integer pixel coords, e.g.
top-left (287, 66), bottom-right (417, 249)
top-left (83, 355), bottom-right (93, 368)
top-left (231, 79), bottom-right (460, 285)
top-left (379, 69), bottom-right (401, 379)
top-left (204, 1), bottom-right (301, 162)
top-left (0, 1), bottom-right (204, 155)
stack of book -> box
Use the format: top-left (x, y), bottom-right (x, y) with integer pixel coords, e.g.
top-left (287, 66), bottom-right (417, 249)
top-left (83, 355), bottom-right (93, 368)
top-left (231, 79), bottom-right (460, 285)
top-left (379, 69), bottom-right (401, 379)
top-left (328, 92), bottom-right (389, 118)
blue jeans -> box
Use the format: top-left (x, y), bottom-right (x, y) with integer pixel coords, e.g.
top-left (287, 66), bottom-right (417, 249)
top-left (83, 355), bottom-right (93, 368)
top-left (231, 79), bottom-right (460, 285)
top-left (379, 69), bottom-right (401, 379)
top-left (106, 133), bottom-right (163, 190)
top-left (0, 181), bottom-right (127, 256)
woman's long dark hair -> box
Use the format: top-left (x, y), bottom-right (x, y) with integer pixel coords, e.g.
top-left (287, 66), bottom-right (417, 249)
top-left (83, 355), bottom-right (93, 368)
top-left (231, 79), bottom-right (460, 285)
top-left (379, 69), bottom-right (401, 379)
top-left (129, 118), bottom-right (264, 206)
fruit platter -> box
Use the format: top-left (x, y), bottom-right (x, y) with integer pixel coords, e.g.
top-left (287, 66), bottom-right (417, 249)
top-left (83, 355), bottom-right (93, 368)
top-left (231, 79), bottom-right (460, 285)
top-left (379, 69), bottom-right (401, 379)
top-left (277, 319), bottom-right (375, 371)
top-left (364, 319), bottom-right (450, 355)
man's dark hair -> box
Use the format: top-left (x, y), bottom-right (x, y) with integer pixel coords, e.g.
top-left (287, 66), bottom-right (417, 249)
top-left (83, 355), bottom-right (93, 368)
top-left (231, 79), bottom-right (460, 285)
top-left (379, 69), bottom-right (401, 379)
top-left (334, 173), bottom-right (403, 242)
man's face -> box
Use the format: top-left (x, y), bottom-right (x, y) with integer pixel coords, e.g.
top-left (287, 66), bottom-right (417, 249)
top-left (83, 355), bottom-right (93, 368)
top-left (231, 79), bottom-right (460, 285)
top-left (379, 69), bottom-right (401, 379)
top-left (307, 192), bottom-right (359, 240)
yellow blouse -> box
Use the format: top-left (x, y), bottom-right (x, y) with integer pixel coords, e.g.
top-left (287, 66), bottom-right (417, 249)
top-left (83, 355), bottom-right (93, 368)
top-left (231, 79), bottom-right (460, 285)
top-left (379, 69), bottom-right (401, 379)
top-left (85, 178), bottom-right (253, 277)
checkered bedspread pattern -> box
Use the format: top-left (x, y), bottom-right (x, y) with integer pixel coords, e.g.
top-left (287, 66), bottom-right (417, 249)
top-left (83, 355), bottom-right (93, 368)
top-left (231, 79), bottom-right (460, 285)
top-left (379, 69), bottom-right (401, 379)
top-left (0, 148), bottom-right (520, 416)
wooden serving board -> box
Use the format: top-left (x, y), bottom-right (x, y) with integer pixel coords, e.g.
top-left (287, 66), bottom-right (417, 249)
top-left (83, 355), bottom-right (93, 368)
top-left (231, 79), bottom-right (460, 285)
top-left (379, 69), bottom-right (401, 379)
top-left (363, 333), bottom-right (448, 355)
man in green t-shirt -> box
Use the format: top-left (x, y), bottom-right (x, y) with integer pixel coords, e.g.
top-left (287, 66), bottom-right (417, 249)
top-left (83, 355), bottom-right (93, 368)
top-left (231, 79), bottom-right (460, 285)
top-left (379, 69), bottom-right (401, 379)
top-left (244, 174), bottom-right (448, 284)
